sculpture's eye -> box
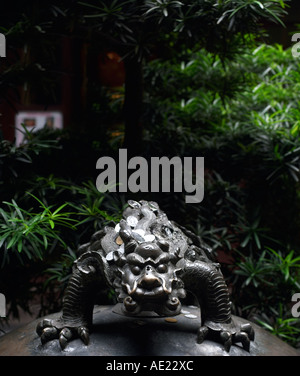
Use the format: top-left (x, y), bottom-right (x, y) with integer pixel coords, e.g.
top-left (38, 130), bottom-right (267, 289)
top-left (186, 250), bottom-right (196, 262)
top-left (131, 265), bottom-right (141, 275)
top-left (162, 226), bottom-right (173, 237)
top-left (157, 264), bottom-right (168, 274)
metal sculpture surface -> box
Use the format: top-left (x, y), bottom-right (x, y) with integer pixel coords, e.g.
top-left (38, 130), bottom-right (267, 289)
top-left (37, 200), bottom-right (254, 351)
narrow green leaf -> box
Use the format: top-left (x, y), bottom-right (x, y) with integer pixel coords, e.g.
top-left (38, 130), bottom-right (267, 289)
top-left (49, 219), bottom-right (55, 229)
top-left (6, 236), bottom-right (16, 250)
top-left (17, 239), bottom-right (23, 253)
top-left (43, 235), bottom-right (48, 249)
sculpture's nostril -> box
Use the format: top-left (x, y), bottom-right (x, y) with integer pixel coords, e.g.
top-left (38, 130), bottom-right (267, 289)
top-left (140, 273), bottom-right (161, 289)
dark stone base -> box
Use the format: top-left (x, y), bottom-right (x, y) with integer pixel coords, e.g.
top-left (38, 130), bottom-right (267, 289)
top-left (0, 305), bottom-right (299, 356)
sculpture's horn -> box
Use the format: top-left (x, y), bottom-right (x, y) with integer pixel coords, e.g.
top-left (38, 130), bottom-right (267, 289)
top-left (119, 220), bottom-right (138, 254)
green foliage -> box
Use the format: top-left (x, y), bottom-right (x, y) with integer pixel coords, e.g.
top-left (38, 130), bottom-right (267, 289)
top-left (256, 307), bottom-right (300, 347)
top-left (0, 125), bottom-right (59, 185)
top-left (0, 173), bottom-right (123, 268)
top-left (68, 180), bottom-right (123, 230)
top-left (234, 248), bottom-right (300, 290)
top-left (44, 247), bottom-right (77, 286)
top-left (77, 0), bottom-right (288, 61)
top-left (0, 195), bottom-right (76, 265)
top-left (232, 247), bottom-right (300, 347)
top-left (0, 127), bottom-right (125, 320)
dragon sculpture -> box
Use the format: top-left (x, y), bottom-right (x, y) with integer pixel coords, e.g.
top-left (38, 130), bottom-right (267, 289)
top-left (37, 200), bottom-right (254, 352)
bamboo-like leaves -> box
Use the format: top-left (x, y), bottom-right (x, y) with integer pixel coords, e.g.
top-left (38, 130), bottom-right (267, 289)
top-left (0, 194), bottom-right (77, 264)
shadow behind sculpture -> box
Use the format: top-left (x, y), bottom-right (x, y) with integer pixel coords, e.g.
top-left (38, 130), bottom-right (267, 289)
top-left (37, 200), bottom-right (254, 352)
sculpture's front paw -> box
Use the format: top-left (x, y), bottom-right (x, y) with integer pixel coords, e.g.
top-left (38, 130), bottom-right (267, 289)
top-left (197, 319), bottom-right (255, 352)
top-left (36, 318), bottom-right (89, 350)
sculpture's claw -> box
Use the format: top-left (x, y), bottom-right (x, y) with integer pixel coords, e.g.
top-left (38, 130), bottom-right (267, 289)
top-left (234, 331), bottom-right (250, 352)
top-left (232, 323), bottom-right (254, 352)
top-left (59, 328), bottom-right (73, 350)
top-left (241, 323), bottom-right (255, 341)
top-left (220, 330), bottom-right (232, 352)
top-left (197, 326), bottom-right (209, 344)
top-left (78, 326), bottom-right (89, 346)
top-left (36, 318), bottom-right (54, 336)
top-left (40, 327), bottom-right (59, 344)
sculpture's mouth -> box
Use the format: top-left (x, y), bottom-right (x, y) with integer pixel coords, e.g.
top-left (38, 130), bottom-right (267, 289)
top-left (121, 273), bottom-right (181, 315)
top-left (134, 285), bottom-right (166, 299)
top-left (122, 294), bottom-right (181, 316)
